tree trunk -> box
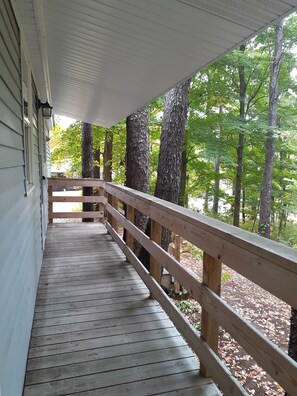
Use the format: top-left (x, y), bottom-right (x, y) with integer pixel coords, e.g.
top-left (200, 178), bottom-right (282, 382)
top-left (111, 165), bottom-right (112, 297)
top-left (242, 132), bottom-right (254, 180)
top-left (213, 159), bottom-right (220, 214)
top-left (289, 308), bottom-right (297, 360)
top-left (213, 105), bottom-right (222, 215)
top-left (233, 44), bottom-right (246, 227)
top-left (278, 144), bottom-right (287, 236)
top-left (258, 22), bottom-right (283, 238)
top-left (178, 144), bottom-right (188, 207)
top-left (154, 78), bottom-right (191, 251)
top-left (93, 149), bottom-right (100, 178)
top-left (103, 130), bottom-right (113, 182)
top-left (139, 78), bottom-right (191, 269)
top-left (204, 189), bottom-right (209, 213)
top-left (126, 106), bottom-right (149, 255)
top-left (82, 122), bottom-right (93, 222)
top-left (242, 187), bottom-right (246, 223)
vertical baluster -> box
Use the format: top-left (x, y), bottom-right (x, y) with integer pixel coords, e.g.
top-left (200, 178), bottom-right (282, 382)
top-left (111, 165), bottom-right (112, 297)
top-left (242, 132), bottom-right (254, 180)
top-left (150, 220), bottom-right (162, 292)
top-left (126, 205), bottom-right (135, 251)
top-left (174, 234), bottom-right (181, 294)
top-left (48, 184), bottom-right (53, 224)
top-left (200, 252), bottom-right (222, 377)
top-left (111, 196), bottom-right (119, 232)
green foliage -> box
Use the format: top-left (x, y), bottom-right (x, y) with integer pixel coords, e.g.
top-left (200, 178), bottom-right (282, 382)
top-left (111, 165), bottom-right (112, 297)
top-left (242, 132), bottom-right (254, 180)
top-left (50, 120), bottom-right (126, 182)
top-left (183, 16), bottom-right (297, 245)
top-left (176, 299), bottom-right (197, 314)
top-left (221, 273), bottom-right (231, 283)
top-left (277, 221), bottom-right (297, 248)
top-left (192, 322), bottom-right (201, 331)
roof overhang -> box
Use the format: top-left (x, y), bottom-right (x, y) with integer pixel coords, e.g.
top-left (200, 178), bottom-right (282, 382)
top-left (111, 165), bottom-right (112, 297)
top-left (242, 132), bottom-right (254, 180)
top-left (14, 0), bottom-right (297, 127)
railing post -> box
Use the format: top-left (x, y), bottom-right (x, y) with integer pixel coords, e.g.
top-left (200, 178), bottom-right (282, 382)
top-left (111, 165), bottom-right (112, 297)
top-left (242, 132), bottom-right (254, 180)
top-left (174, 234), bottom-right (181, 294)
top-left (150, 220), bottom-right (162, 288)
top-left (99, 186), bottom-right (105, 223)
top-left (48, 184), bottom-right (53, 224)
top-left (108, 194), bottom-right (119, 232)
top-left (200, 252), bottom-right (222, 377)
top-left (126, 205), bottom-right (135, 251)
top-left (107, 193), bottom-right (112, 226)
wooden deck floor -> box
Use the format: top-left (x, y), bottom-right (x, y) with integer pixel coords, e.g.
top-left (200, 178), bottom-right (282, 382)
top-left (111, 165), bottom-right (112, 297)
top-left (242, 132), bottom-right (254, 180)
top-left (24, 223), bottom-right (220, 395)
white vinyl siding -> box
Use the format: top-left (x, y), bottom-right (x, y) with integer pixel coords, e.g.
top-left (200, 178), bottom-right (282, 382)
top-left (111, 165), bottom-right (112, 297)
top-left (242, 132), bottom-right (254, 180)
top-left (0, 1), bottom-right (44, 395)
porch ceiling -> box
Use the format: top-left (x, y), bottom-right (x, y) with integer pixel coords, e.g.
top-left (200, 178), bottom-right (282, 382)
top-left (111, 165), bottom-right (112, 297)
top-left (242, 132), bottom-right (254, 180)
top-left (15, 0), bottom-right (297, 127)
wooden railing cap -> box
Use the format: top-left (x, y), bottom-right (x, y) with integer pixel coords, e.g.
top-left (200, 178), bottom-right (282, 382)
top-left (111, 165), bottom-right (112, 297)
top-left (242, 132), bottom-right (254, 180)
top-left (106, 183), bottom-right (297, 273)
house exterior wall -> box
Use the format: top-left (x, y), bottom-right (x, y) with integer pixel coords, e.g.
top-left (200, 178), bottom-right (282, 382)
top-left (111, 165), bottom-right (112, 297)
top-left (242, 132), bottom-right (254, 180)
top-left (0, 0), bottom-right (48, 394)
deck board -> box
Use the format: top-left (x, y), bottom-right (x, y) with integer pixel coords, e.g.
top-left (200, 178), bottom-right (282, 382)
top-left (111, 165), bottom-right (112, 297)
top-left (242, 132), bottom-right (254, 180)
top-left (24, 223), bottom-right (220, 395)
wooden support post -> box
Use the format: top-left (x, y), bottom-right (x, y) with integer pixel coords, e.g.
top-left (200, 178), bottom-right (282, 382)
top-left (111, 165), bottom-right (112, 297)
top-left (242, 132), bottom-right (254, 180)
top-left (126, 205), bottom-right (135, 251)
top-left (48, 185), bottom-right (53, 224)
top-left (174, 234), bottom-right (181, 294)
top-left (200, 252), bottom-right (222, 377)
top-left (107, 194), bottom-right (118, 231)
top-left (111, 196), bottom-right (119, 233)
top-left (107, 193), bottom-right (112, 226)
top-left (99, 187), bottom-right (105, 223)
top-left (150, 220), bottom-right (162, 293)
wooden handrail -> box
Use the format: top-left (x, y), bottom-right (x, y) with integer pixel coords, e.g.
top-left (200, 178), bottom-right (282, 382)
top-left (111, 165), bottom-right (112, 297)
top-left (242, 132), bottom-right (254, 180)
top-left (106, 183), bottom-right (297, 309)
top-left (105, 182), bottom-right (297, 395)
top-left (48, 178), bottom-right (106, 221)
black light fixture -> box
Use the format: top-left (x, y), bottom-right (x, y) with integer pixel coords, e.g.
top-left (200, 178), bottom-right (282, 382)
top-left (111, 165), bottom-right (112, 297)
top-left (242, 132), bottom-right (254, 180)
top-left (38, 100), bottom-right (53, 118)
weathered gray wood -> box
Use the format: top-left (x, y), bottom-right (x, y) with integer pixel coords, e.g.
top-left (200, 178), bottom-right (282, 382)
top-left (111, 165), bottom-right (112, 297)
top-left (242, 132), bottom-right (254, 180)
top-left (69, 372), bottom-right (216, 396)
top-left (24, 223), bottom-right (218, 395)
top-left (34, 291), bottom-right (150, 313)
top-left (29, 327), bottom-right (180, 358)
top-left (27, 336), bottom-right (187, 371)
top-left (35, 286), bottom-right (148, 307)
top-left (26, 346), bottom-right (193, 385)
top-left (24, 357), bottom-right (201, 396)
top-left (30, 318), bottom-right (174, 348)
top-left (31, 311), bottom-right (169, 338)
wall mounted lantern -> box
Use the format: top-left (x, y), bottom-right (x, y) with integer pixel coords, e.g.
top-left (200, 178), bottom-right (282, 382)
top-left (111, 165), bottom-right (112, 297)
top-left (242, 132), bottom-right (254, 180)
top-left (38, 100), bottom-right (53, 118)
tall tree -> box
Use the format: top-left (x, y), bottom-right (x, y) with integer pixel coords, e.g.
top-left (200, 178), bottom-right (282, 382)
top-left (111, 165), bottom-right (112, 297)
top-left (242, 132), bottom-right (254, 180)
top-left (155, 78), bottom-right (191, 250)
top-left (139, 79), bottom-right (191, 269)
top-left (233, 44), bottom-right (247, 227)
top-left (213, 106), bottom-right (223, 214)
top-left (258, 22), bottom-right (283, 237)
top-left (126, 106), bottom-right (149, 254)
top-left (82, 122), bottom-right (93, 222)
top-left (93, 149), bottom-right (100, 178)
top-left (103, 130), bottom-right (113, 182)
top-left (178, 143), bottom-right (188, 207)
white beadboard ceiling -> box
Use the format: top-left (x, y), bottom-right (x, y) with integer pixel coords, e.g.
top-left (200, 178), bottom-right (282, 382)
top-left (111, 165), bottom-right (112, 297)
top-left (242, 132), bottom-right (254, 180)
top-left (15, 0), bottom-right (297, 127)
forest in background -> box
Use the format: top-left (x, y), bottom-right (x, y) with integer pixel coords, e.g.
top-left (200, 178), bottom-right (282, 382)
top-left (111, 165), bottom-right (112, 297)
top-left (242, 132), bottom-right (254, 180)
top-left (51, 16), bottom-right (297, 248)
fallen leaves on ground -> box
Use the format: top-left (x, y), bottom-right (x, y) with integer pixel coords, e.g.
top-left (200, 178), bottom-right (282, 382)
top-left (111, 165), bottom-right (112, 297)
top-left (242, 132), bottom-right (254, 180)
top-left (176, 250), bottom-right (290, 396)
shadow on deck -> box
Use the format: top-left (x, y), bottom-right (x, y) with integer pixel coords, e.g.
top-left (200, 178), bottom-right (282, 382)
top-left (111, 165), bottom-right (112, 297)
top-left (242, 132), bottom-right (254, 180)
top-left (24, 223), bottom-right (219, 395)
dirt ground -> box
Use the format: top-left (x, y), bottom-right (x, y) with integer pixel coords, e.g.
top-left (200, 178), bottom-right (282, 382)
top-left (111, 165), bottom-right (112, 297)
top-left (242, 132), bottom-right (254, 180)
top-left (178, 247), bottom-right (291, 395)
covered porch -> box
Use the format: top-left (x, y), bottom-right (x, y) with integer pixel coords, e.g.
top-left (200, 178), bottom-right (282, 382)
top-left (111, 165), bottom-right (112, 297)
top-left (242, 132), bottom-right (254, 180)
top-left (23, 178), bottom-right (297, 395)
top-left (2, 1), bottom-right (297, 394)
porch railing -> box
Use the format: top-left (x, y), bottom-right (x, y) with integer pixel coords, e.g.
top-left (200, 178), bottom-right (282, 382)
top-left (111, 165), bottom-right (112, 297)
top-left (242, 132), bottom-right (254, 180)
top-left (47, 178), bottom-right (297, 394)
top-left (48, 178), bottom-right (106, 222)
top-left (105, 182), bottom-right (297, 396)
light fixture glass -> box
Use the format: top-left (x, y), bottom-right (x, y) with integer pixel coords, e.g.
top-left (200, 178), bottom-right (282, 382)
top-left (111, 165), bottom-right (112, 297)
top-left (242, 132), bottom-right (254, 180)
top-left (38, 100), bottom-right (53, 118)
